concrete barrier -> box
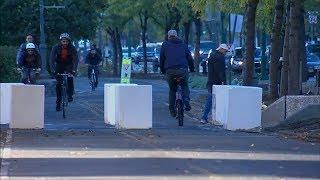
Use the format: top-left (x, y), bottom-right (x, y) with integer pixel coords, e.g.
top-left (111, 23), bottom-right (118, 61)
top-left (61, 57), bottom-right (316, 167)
top-left (213, 85), bottom-right (262, 130)
top-left (0, 83), bottom-right (24, 124)
top-left (114, 85), bottom-right (152, 129)
top-left (9, 85), bottom-right (44, 129)
top-left (104, 84), bottom-right (137, 125)
top-left (262, 95), bottom-right (320, 128)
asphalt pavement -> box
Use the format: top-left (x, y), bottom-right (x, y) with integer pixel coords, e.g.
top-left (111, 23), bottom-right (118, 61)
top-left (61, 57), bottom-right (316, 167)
top-left (1, 77), bottom-right (319, 180)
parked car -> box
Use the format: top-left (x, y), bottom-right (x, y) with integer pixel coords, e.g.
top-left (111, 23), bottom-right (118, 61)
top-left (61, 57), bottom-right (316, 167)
top-left (133, 45), bottom-right (158, 63)
top-left (230, 47), bottom-right (262, 72)
top-left (306, 43), bottom-right (320, 77)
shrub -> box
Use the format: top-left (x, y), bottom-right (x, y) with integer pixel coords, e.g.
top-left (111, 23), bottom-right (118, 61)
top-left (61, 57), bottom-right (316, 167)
top-left (189, 74), bottom-right (207, 89)
top-left (0, 46), bottom-right (20, 82)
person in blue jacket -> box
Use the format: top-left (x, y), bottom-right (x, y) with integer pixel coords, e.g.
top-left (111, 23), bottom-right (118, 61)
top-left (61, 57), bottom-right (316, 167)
top-left (160, 30), bottom-right (195, 117)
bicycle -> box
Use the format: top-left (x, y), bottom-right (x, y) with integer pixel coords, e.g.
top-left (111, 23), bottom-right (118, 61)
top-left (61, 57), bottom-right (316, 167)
top-left (57, 72), bottom-right (73, 118)
top-left (17, 68), bottom-right (40, 84)
top-left (89, 65), bottom-right (98, 91)
top-left (175, 76), bottom-right (185, 126)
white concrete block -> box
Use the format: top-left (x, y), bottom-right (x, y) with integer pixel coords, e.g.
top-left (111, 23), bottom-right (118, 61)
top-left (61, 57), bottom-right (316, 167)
top-left (0, 83), bottom-right (24, 124)
top-left (114, 85), bottom-right (152, 129)
top-left (104, 83), bottom-right (137, 125)
top-left (9, 85), bottom-right (45, 129)
top-left (213, 85), bottom-right (262, 130)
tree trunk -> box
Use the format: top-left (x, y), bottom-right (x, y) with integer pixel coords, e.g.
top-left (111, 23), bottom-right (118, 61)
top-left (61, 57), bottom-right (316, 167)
top-left (139, 10), bottom-right (148, 74)
top-left (205, 21), bottom-right (213, 41)
top-left (173, 7), bottom-right (181, 34)
top-left (288, 0), bottom-right (303, 95)
top-left (183, 21), bottom-right (191, 44)
top-left (228, 14), bottom-right (232, 44)
top-left (280, 3), bottom-right (290, 97)
top-left (269, 0), bottom-right (285, 99)
top-left (257, 28), bottom-right (261, 47)
top-left (261, 29), bottom-right (268, 80)
top-left (232, 15), bottom-right (238, 43)
top-left (107, 27), bottom-right (118, 76)
top-left (300, 5), bottom-right (307, 82)
top-left (220, 12), bottom-right (226, 43)
top-left (116, 28), bottom-right (123, 76)
top-left (243, 0), bottom-right (259, 86)
top-left (194, 16), bottom-right (201, 73)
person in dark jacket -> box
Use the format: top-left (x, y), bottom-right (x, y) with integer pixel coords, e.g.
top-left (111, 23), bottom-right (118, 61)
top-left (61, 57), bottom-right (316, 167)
top-left (85, 46), bottom-right (102, 87)
top-left (16, 34), bottom-right (39, 65)
top-left (160, 30), bottom-right (195, 117)
top-left (90, 43), bottom-right (102, 57)
top-left (201, 44), bottom-right (229, 124)
top-left (18, 43), bottom-right (41, 84)
top-left (50, 33), bottom-right (78, 111)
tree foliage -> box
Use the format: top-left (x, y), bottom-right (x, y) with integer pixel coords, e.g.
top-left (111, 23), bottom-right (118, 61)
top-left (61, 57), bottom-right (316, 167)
top-left (0, 0), bottom-right (103, 45)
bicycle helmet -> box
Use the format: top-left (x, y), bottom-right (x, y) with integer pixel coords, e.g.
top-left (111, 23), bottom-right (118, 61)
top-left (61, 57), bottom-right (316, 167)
top-left (26, 43), bottom-right (36, 49)
top-left (59, 33), bottom-right (71, 40)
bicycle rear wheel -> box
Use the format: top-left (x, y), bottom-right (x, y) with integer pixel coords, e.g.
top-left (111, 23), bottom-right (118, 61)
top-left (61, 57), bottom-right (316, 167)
top-left (176, 99), bottom-right (184, 126)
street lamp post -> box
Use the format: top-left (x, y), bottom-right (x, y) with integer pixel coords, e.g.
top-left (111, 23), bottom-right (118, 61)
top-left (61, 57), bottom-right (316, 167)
top-left (39, 0), bottom-right (46, 74)
top-left (39, 0), bottom-right (65, 75)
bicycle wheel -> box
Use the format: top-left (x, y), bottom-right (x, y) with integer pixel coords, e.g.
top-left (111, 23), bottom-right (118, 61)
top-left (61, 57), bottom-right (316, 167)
top-left (62, 86), bottom-right (67, 118)
top-left (91, 73), bottom-right (96, 91)
top-left (176, 99), bottom-right (184, 126)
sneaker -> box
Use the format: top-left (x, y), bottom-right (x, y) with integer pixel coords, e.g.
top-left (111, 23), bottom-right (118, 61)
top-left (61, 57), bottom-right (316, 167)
top-left (56, 103), bottom-right (61, 112)
top-left (185, 101), bottom-right (191, 111)
top-left (169, 109), bottom-right (177, 118)
top-left (200, 119), bottom-right (208, 124)
top-left (68, 96), bottom-right (73, 102)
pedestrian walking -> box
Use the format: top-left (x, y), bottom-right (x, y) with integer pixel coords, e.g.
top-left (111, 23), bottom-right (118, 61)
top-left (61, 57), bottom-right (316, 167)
top-left (201, 44), bottom-right (229, 124)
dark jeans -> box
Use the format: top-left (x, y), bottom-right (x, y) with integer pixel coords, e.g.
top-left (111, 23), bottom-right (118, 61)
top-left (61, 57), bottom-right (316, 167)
top-left (56, 75), bottom-right (74, 104)
top-left (166, 68), bottom-right (190, 111)
top-left (88, 65), bottom-right (99, 86)
top-left (202, 93), bottom-right (212, 121)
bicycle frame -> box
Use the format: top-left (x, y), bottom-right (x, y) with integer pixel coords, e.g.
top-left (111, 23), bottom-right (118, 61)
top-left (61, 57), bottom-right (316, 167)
top-left (90, 65), bottom-right (98, 91)
top-left (18, 68), bottom-right (39, 84)
top-left (57, 72), bottom-right (72, 118)
top-left (175, 78), bottom-right (184, 126)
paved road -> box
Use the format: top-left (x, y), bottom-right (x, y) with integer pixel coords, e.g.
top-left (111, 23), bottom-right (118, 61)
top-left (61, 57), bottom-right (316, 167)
top-left (1, 78), bottom-right (320, 179)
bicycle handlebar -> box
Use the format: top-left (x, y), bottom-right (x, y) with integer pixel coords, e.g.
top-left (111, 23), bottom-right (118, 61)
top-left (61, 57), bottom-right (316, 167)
top-left (17, 68), bottom-right (40, 72)
top-left (57, 73), bottom-right (74, 77)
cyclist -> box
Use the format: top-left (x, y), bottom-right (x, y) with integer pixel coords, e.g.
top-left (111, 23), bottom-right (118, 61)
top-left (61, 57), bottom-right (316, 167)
top-left (16, 34), bottom-right (39, 65)
top-left (90, 43), bottom-right (102, 57)
top-left (85, 46), bottom-right (102, 87)
top-left (160, 30), bottom-right (195, 117)
top-left (17, 43), bottom-right (41, 84)
top-left (50, 33), bottom-right (78, 111)
top-left (201, 44), bottom-right (228, 124)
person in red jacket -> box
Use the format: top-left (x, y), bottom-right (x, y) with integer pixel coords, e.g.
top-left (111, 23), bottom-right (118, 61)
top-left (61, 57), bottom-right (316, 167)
top-left (50, 33), bottom-right (78, 111)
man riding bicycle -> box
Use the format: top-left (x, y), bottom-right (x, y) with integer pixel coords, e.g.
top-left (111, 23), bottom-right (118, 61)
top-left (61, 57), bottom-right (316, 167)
top-left (50, 33), bottom-right (78, 111)
top-left (160, 30), bottom-right (195, 117)
top-left (17, 43), bottom-right (41, 84)
top-left (85, 45), bottom-right (102, 87)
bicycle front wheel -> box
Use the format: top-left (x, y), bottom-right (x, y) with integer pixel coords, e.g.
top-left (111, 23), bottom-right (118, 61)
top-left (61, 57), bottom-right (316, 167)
top-left (90, 73), bottom-right (96, 91)
top-left (62, 86), bottom-right (67, 118)
top-left (176, 99), bottom-right (184, 126)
